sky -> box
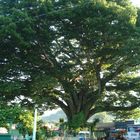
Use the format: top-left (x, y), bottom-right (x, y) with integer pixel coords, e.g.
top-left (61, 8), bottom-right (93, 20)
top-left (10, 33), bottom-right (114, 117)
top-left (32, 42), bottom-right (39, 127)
top-left (131, 0), bottom-right (140, 7)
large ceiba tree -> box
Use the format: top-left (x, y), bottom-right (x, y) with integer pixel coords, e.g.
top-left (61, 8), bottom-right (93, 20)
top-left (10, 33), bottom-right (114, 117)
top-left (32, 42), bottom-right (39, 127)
top-left (0, 0), bottom-right (140, 126)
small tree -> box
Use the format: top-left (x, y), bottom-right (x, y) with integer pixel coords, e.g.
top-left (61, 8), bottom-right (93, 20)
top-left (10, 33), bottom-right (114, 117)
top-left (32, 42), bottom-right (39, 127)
top-left (17, 110), bottom-right (34, 135)
top-left (0, 104), bottom-right (34, 135)
top-left (0, 105), bottom-right (21, 129)
top-left (87, 118), bottom-right (100, 139)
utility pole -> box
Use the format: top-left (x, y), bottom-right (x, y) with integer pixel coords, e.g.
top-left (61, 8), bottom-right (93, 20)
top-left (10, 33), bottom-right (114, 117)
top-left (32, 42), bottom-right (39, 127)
top-left (32, 106), bottom-right (37, 140)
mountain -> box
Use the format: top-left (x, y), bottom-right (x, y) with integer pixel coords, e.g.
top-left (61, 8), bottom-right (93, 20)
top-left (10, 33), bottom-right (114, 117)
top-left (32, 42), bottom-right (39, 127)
top-left (41, 109), bottom-right (113, 123)
top-left (41, 108), bottom-right (67, 122)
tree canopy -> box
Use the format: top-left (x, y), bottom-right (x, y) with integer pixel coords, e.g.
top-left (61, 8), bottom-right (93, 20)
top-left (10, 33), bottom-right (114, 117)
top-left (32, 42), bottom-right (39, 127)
top-left (113, 108), bottom-right (140, 121)
top-left (0, 104), bottom-right (34, 134)
top-left (0, 0), bottom-right (140, 127)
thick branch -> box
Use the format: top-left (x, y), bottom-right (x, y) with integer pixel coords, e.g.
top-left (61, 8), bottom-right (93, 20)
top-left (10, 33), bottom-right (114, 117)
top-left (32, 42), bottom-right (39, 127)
top-left (103, 63), bottom-right (124, 84)
top-left (50, 96), bottom-right (71, 120)
top-left (60, 80), bottom-right (79, 109)
top-left (93, 59), bottom-right (102, 95)
top-left (86, 107), bottom-right (97, 120)
top-left (102, 102), bottom-right (140, 112)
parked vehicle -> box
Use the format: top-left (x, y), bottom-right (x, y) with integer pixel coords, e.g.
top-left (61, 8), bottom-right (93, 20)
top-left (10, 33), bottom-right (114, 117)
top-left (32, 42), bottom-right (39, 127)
top-left (109, 129), bottom-right (126, 140)
top-left (124, 125), bottom-right (140, 140)
top-left (78, 131), bottom-right (90, 140)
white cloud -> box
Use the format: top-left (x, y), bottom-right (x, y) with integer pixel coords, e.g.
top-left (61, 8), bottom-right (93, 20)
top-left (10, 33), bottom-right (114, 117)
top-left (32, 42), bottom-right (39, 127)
top-left (42, 108), bottom-right (62, 117)
top-left (131, 0), bottom-right (140, 7)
